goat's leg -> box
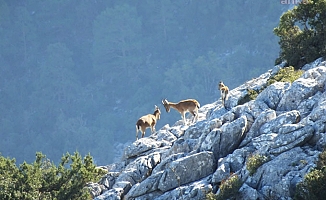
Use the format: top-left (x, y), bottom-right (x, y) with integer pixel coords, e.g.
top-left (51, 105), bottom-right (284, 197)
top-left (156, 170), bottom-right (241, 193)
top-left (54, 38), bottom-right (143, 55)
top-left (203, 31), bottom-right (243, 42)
top-left (193, 113), bottom-right (197, 123)
top-left (141, 126), bottom-right (147, 138)
top-left (222, 91), bottom-right (229, 108)
top-left (182, 113), bottom-right (187, 125)
top-left (190, 111), bottom-right (195, 123)
top-left (191, 111), bottom-right (199, 123)
top-left (221, 91), bottom-right (226, 107)
top-left (223, 96), bottom-right (227, 108)
top-left (136, 125), bottom-right (139, 140)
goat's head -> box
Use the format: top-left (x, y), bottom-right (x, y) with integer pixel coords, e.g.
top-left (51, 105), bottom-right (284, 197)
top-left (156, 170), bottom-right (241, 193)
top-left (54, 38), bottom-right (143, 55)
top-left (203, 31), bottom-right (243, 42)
top-left (161, 99), bottom-right (170, 113)
top-left (218, 81), bottom-right (225, 89)
top-left (154, 105), bottom-right (161, 120)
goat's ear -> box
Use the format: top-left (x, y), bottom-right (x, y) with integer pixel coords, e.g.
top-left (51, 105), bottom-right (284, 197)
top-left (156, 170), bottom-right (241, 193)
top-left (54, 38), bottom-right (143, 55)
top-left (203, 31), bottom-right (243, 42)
top-left (155, 105), bottom-right (158, 109)
top-left (162, 99), bottom-right (165, 104)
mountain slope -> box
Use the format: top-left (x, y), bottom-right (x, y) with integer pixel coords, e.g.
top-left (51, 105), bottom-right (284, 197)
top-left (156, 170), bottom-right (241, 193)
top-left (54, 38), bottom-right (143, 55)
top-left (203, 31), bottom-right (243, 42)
top-left (89, 57), bottom-right (326, 199)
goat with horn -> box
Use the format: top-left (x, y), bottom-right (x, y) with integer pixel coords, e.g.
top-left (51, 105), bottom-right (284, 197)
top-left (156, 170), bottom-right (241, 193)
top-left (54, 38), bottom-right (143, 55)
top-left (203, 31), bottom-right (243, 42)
top-left (136, 105), bottom-right (161, 140)
top-left (162, 98), bottom-right (200, 125)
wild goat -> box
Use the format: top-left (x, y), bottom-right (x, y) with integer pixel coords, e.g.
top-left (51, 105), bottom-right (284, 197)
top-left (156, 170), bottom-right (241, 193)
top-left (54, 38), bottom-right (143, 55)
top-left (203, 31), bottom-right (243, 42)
top-left (162, 98), bottom-right (200, 125)
top-left (218, 81), bottom-right (229, 108)
top-left (136, 105), bottom-right (161, 140)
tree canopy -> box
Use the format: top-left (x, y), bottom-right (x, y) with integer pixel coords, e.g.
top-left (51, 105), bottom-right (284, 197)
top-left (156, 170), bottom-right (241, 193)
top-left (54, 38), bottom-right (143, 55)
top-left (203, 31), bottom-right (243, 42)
top-left (274, 0), bottom-right (326, 68)
top-left (0, 152), bottom-right (106, 199)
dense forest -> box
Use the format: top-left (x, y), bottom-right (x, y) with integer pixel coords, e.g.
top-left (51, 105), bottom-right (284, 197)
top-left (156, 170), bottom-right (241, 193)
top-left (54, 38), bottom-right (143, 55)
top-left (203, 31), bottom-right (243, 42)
top-left (0, 0), bottom-right (288, 165)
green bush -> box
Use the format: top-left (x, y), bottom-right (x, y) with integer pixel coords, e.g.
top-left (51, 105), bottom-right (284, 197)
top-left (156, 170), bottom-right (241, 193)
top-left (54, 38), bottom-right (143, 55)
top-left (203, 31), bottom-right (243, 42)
top-left (317, 148), bottom-right (326, 169)
top-left (238, 66), bottom-right (303, 106)
top-left (206, 174), bottom-right (242, 200)
top-left (246, 154), bottom-right (268, 176)
top-left (267, 66), bottom-right (303, 85)
top-left (238, 89), bottom-right (260, 105)
top-left (295, 149), bottom-right (326, 200)
top-left (0, 152), bottom-right (106, 200)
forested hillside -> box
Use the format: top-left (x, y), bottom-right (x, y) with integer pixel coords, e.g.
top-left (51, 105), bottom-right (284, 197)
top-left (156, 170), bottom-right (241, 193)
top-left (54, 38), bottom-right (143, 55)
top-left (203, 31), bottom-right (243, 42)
top-left (0, 0), bottom-right (286, 165)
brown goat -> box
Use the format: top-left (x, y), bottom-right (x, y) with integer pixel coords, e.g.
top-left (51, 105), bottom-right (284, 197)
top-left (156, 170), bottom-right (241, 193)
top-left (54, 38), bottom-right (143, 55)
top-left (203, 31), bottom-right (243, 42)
top-left (162, 98), bottom-right (200, 125)
top-left (136, 105), bottom-right (161, 140)
top-left (218, 81), bottom-right (229, 108)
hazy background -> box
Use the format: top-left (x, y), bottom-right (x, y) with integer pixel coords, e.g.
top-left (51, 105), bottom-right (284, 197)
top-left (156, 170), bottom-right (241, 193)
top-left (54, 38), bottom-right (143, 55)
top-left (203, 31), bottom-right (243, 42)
top-left (0, 0), bottom-right (291, 165)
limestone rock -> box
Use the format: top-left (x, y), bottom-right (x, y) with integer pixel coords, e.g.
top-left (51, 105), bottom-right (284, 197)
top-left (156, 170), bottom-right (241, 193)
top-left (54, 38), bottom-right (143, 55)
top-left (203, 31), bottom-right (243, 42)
top-left (277, 67), bottom-right (326, 111)
top-left (86, 182), bottom-right (106, 198)
top-left (124, 171), bottom-right (164, 199)
top-left (94, 188), bottom-right (123, 200)
top-left (154, 177), bottom-right (212, 200)
top-left (157, 151), bottom-right (216, 192)
top-left (246, 147), bottom-right (319, 199)
top-left (123, 138), bottom-right (163, 159)
top-left (88, 58), bottom-right (326, 200)
top-left (270, 125), bottom-right (314, 155)
top-left (259, 110), bottom-right (301, 135)
top-left (240, 109), bottom-right (276, 146)
top-left (256, 82), bottom-right (290, 110)
top-left (201, 115), bottom-right (247, 160)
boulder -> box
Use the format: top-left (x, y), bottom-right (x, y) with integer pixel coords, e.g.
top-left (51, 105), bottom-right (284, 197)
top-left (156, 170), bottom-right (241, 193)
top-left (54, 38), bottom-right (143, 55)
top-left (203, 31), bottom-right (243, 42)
top-left (238, 183), bottom-right (259, 200)
top-left (124, 171), bottom-right (164, 199)
top-left (259, 110), bottom-right (301, 135)
top-left (158, 151), bottom-right (216, 192)
top-left (246, 147), bottom-right (320, 198)
top-left (150, 128), bottom-right (177, 144)
top-left (277, 67), bottom-right (325, 111)
top-left (109, 152), bottom-right (161, 197)
top-left (240, 109), bottom-right (276, 146)
top-left (99, 172), bottom-right (120, 190)
top-left (201, 115), bottom-right (247, 160)
top-left (212, 147), bottom-right (251, 184)
top-left (256, 82), bottom-right (291, 110)
top-left (154, 177), bottom-right (212, 200)
top-left (123, 138), bottom-right (164, 159)
top-left (94, 188), bottom-right (124, 200)
top-left (86, 182), bottom-right (106, 198)
top-left (270, 125), bottom-right (314, 155)
top-left (164, 138), bottom-right (198, 157)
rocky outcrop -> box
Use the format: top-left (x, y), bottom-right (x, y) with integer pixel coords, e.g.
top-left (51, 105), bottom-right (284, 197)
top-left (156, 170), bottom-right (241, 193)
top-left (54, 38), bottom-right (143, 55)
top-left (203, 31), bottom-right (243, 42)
top-left (89, 58), bottom-right (326, 200)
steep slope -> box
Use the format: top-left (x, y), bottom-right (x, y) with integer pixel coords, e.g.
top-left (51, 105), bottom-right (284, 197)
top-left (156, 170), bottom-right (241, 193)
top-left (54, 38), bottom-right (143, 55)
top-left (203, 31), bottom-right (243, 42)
top-left (89, 58), bottom-right (326, 199)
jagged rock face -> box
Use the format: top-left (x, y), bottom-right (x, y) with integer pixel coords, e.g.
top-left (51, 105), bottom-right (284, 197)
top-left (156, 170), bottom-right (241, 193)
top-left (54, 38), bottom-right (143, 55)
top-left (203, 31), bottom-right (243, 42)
top-left (256, 82), bottom-right (291, 110)
top-left (245, 147), bottom-right (319, 198)
top-left (200, 115), bottom-right (247, 160)
top-left (90, 59), bottom-right (326, 200)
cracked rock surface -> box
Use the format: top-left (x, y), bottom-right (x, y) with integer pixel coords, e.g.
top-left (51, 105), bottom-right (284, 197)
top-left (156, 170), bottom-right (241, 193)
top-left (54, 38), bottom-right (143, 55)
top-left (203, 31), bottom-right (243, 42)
top-left (89, 58), bottom-right (326, 200)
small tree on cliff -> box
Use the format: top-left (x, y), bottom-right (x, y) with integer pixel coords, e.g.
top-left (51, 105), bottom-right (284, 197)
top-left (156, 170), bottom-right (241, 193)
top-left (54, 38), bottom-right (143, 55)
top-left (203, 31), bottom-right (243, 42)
top-left (0, 152), bottom-right (106, 200)
top-left (274, 0), bottom-right (326, 69)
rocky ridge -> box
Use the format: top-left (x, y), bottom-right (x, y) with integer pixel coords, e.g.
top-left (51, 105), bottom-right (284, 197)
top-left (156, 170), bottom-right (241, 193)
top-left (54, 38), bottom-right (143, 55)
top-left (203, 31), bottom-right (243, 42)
top-left (89, 57), bottom-right (326, 199)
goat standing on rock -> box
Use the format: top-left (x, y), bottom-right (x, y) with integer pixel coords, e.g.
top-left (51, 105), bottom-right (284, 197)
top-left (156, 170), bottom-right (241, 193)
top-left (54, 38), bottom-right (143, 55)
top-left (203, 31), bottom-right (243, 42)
top-left (162, 98), bottom-right (200, 125)
top-left (136, 105), bottom-right (161, 140)
top-left (218, 81), bottom-right (229, 108)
